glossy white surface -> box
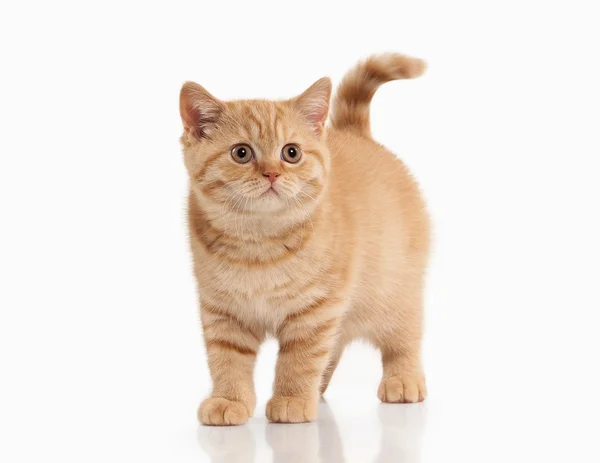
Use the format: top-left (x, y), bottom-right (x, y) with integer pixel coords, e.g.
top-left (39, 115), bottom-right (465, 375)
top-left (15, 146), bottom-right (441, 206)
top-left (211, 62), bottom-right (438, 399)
top-left (197, 400), bottom-right (425, 463)
top-left (2, 1), bottom-right (600, 462)
top-left (196, 340), bottom-right (600, 463)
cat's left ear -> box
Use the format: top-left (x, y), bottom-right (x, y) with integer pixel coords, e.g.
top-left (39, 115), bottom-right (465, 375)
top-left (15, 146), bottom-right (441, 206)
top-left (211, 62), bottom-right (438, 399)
top-left (291, 77), bottom-right (332, 135)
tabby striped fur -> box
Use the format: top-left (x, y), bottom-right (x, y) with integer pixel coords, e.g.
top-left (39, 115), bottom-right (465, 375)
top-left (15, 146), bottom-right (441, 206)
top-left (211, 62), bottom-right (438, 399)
top-left (180, 53), bottom-right (429, 425)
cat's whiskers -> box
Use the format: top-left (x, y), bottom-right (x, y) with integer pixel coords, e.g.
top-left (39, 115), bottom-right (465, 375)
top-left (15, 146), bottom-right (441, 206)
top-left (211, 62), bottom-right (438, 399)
top-left (297, 190), bottom-right (318, 208)
top-left (242, 194), bottom-right (255, 239)
top-left (225, 193), bottom-right (246, 236)
top-left (221, 191), bottom-right (238, 234)
top-left (216, 189), bottom-right (240, 232)
top-left (233, 193), bottom-right (248, 238)
top-left (293, 193), bottom-right (315, 236)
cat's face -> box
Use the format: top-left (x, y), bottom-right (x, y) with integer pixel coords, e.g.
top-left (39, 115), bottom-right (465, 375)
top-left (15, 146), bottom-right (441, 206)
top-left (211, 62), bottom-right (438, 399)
top-left (180, 79), bottom-right (331, 214)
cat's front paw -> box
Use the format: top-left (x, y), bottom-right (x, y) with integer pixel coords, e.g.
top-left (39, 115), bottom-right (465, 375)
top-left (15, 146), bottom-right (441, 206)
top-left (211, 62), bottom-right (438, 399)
top-left (266, 396), bottom-right (317, 423)
top-left (378, 375), bottom-right (427, 403)
top-left (198, 397), bottom-right (251, 426)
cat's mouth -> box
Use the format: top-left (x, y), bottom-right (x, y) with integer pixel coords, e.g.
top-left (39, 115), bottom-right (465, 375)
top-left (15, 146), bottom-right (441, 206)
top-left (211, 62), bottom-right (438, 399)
top-left (260, 186), bottom-right (279, 198)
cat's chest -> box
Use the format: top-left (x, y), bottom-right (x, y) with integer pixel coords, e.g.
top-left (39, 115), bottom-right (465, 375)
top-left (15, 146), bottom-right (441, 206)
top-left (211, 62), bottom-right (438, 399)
top-left (197, 247), bottom-right (326, 328)
top-left (206, 253), bottom-right (313, 299)
top-left (196, 229), bottom-right (318, 292)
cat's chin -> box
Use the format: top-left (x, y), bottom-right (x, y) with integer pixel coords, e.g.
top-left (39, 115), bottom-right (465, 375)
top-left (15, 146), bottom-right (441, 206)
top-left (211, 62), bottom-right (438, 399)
top-left (252, 193), bottom-right (286, 212)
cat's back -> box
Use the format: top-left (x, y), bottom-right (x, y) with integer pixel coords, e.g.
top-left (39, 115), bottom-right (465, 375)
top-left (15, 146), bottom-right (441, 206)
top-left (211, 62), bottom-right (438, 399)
top-left (327, 128), bottom-right (426, 218)
top-left (326, 128), bottom-right (429, 261)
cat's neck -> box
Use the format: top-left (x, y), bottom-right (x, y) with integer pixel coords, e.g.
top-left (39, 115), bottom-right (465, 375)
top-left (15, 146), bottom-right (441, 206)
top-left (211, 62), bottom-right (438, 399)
top-left (190, 190), bottom-right (327, 243)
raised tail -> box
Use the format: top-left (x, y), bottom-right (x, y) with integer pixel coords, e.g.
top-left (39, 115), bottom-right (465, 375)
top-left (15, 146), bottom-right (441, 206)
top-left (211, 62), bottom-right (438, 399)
top-left (329, 53), bottom-right (426, 138)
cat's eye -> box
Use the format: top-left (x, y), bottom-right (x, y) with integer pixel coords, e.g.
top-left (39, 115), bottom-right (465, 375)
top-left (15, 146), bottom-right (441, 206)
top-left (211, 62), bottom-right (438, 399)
top-left (231, 144), bottom-right (254, 164)
top-left (281, 144), bottom-right (302, 164)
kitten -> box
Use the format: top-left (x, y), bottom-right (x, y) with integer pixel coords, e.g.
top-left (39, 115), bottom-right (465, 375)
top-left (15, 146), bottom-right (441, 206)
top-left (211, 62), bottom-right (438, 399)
top-left (179, 53), bottom-right (429, 425)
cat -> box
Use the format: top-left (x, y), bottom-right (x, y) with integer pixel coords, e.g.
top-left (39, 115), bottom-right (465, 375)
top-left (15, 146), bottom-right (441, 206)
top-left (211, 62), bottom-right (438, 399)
top-left (179, 53), bottom-right (429, 425)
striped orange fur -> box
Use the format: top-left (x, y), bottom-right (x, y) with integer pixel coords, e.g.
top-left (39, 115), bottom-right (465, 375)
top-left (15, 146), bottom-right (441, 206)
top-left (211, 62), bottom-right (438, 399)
top-left (330, 53), bottom-right (426, 138)
top-left (180, 53), bottom-right (429, 426)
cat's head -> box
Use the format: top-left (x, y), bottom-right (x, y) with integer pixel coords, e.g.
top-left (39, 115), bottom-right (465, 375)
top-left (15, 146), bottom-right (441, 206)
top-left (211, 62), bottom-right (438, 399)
top-left (179, 78), bottom-right (331, 214)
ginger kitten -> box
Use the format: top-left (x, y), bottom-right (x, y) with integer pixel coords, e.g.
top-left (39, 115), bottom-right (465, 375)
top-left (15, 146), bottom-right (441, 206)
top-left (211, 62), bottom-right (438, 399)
top-left (179, 53), bottom-right (429, 425)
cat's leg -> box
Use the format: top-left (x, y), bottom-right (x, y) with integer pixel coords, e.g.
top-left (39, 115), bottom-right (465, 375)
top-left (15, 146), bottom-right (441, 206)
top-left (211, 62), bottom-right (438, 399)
top-left (319, 341), bottom-right (346, 395)
top-left (377, 344), bottom-right (427, 403)
top-left (198, 301), bottom-right (264, 426)
top-left (267, 305), bottom-right (343, 423)
top-left (374, 286), bottom-right (427, 403)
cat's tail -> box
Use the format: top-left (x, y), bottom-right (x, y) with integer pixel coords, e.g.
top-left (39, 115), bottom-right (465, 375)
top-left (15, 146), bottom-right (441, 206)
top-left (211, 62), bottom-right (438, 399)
top-left (329, 53), bottom-right (426, 138)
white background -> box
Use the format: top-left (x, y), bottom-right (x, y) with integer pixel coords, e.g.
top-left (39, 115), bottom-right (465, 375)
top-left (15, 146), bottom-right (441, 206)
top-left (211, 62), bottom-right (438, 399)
top-left (1, 1), bottom-right (599, 462)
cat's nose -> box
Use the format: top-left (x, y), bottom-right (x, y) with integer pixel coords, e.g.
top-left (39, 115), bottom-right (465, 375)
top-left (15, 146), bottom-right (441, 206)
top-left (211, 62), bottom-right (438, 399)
top-left (262, 172), bottom-right (280, 184)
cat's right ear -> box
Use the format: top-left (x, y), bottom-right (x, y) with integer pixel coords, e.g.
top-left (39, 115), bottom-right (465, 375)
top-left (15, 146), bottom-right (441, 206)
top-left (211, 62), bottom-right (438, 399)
top-left (179, 82), bottom-right (224, 141)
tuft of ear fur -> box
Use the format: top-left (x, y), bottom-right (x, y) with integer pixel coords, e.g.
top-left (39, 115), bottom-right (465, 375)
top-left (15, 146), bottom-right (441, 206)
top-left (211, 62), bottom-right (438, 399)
top-left (179, 82), bottom-right (225, 141)
top-left (291, 77), bottom-right (332, 135)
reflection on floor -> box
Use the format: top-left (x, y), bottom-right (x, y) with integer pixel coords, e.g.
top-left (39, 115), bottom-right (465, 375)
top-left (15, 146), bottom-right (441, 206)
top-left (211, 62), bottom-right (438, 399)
top-left (197, 399), bottom-right (427, 462)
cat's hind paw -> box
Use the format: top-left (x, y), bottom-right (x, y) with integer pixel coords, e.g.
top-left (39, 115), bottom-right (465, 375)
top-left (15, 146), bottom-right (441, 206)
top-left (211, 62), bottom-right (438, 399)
top-left (378, 375), bottom-right (427, 403)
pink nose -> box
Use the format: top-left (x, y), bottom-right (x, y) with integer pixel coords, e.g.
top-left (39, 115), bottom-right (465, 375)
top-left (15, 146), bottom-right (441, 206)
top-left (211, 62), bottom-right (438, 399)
top-left (263, 172), bottom-right (280, 184)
